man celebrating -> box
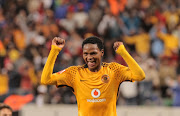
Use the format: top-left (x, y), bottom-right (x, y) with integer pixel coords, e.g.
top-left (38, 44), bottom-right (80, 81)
top-left (41, 36), bottom-right (145, 116)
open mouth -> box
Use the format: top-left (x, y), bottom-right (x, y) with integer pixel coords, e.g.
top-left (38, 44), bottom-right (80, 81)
top-left (87, 61), bottom-right (96, 67)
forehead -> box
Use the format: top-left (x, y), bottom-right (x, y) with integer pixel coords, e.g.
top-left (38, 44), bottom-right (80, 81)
top-left (83, 44), bottom-right (100, 52)
top-left (0, 108), bottom-right (12, 114)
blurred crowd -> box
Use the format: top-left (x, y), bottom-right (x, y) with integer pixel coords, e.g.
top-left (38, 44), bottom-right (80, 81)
top-left (0, 0), bottom-right (180, 108)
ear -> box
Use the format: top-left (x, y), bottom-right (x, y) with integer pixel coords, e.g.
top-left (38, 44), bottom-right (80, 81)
top-left (101, 49), bottom-right (104, 57)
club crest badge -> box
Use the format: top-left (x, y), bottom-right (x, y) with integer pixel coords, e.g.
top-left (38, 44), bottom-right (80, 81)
top-left (101, 74), bottom-right (110, 83)
top-left (91, 89), bottom-right (101, 98)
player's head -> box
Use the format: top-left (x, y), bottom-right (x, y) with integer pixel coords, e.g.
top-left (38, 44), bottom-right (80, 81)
top-left (0, 103), bottom-right (13, 116)
top-left (82, 36), bottom-right (104, 72)
top-left (82, 36), bottom-right (104, 50)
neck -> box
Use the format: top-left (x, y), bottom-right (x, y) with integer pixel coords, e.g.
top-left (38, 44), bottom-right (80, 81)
top-left (89, 64), bottom-right (102, 72)
top-left (89, 68), bottom-right (100, 72)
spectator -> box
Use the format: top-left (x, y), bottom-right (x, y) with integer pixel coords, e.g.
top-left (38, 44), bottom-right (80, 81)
top-left (123, 28), bottom-right (150, 58)
top-left (73, 3), bottom-right (88, 36)
top-left (159, 57), bottom-right (177, 98)
top-left (0, 103), bottom-right (13, 116)
top-left (157, 26), bottom-right (179, 57)
top-left (0, 68), bottom-right (8, 101)
top-left (166, 74), bottom-right (180, 106)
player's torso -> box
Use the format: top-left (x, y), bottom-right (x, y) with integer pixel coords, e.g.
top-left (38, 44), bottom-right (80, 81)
top-left (73, 65), bottom-right (120, 116)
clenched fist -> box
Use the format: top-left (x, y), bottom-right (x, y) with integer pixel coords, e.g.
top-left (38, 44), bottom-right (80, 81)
top-left (52, 37), bottom-right (65, 49)
top-left (113, 41), bottom-right (123, 51)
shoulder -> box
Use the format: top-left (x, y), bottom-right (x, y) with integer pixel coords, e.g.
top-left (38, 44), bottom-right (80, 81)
top-left (65, 65), bottom-right (86, 73)
top-left (103, 62), bottom-right (123, 70)
top-left (102, 62), bottom-right (121, 67)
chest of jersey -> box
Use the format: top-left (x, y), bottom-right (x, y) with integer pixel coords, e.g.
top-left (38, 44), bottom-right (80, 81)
top-left (73, 67), bottom-right (119, 101)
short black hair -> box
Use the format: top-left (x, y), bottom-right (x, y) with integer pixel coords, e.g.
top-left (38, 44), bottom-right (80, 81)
top-left (82, 36), bottom-right (104, 50)
top-left (0, 103), bottom-right (13, 112)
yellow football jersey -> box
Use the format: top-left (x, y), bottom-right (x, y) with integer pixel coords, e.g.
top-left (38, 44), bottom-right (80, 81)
top-left (52, 62), bottom-right (136, 116)
top-left (41, 45), bottom-right (145, 116)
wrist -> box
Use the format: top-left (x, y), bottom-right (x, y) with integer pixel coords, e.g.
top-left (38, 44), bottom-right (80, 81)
top-left (115, 45), bottom-right (126, 55)
top-left (51, 45), bottom-right (62, 52)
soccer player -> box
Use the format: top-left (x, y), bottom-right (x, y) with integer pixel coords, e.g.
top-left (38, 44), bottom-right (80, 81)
top-left (41, 36), bottom-right (145, 116)
top-left (0, 103), bottom-right (13, 116)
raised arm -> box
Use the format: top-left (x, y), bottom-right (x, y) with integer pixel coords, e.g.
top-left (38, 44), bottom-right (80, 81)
top-left (41, 37), bottom-right (65, 85)
top-left (113, 42), bottom-right (145, 81)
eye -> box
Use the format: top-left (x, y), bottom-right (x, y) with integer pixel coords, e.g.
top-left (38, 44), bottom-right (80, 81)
top-left (83, 52), bottom-right (88, 56)
top-left (90, 52), bottom-right (97, 55)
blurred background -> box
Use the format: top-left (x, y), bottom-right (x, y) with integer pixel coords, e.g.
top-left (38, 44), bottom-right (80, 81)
top-left (0, 0), bottom-right (180, 116)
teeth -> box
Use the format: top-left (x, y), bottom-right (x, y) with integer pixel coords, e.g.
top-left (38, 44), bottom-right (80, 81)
top-left (88, 61), bottom-right (95, 63)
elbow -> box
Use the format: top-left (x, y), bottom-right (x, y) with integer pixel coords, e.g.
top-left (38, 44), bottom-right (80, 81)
top-left (40, 76), bottom-right (55, 85)
top-left (134, 72), bottom-right (145, 81)
top-left (139, 72), bottom-right (146, 81)
top-left (139, 76), bottom-right (145, 81)
top-left (40, 77), bottom-right (48, 85)
top-left (40, 80), bottom-right (46, 85)
top-left (40, 73), bottom-right (49, 85)
top-left (136, 76), bottom-right (145, 81)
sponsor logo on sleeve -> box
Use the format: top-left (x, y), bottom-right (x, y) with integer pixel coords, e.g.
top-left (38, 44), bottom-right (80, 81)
top-left (57, 69), bottom-right (65, 74)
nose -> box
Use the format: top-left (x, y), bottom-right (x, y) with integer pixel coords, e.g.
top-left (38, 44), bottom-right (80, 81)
top-left (87, 54), bottom-right (93, 61)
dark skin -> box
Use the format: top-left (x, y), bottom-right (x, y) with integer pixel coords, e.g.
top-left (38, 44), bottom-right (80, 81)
top-left (52, 37), bottom-right (123, 72)
top-left (83, 44), bottom-right (104, 72)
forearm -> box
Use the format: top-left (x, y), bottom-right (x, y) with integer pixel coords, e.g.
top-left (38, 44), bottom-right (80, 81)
top-left (41, 45), bottom-right (62, 85)
top-left (116, 45), bottom-right (145, 81)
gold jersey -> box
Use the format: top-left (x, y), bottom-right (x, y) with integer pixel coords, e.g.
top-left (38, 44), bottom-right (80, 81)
top-left (41, 45), bottom-right (145, 116)
top-left (54, 62), bottom-right (134, 116)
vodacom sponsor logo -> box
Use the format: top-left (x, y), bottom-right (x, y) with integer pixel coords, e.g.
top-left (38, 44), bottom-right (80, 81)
top-left (87, 89), bottom-right (106, 103)
top-left (91, 89), bottom-right (100, 98)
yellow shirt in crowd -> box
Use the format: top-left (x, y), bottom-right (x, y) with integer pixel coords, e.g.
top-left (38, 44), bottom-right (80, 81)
top-left (0, 74), bottom-right (8, 95)
top-left (157, 32), bottom-right (179, 56)
top-left (124, 33), bottom-right (150, 56)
